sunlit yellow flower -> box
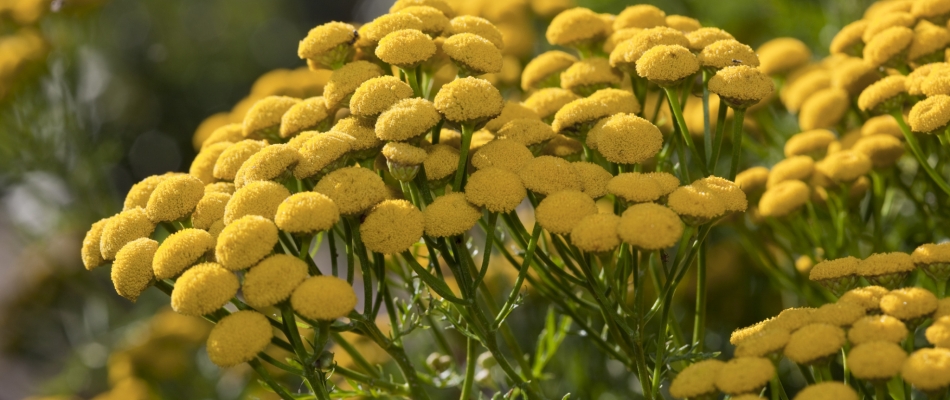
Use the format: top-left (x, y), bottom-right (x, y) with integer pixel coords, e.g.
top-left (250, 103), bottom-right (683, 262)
top-left (215, 215), bottom-right (278, 271)
top-left (635, 44), bottom-right (698, 87)
top-left (857, 75), bottom-right (906, 114)
top-left (470, 139), bottom-right (533, 173)
top-left (546, 7), bottom-right (609, 47)
top-left (323, 61), bottom-right (385, 109)
top-left (692, 176), bottom-right (748, 213)
top-left (213, 139), bottom-right (267, 181)
top-left (908, 20), bottom-right (950, 62)
top-left (395, 6), bottom-right (449, 36)
top-left (699, 39), bottom-right (759, 70)
top-left (908, 94), bottom-right (950, 133)
top-left (902, 348), bottom-right (950, 393)
top-left (153, 228), bottom-right (215, 280)
top-left (863, 12), bottom-right (915, 43)
top-left (613, 4), bottom-right (665, 30)
top-left (666, 15), bottom-right (701, 32)
top-left (291, 275), bottom-right (358, 320)
top-left (82, 218), bottom-right (110, 270)
top-left (423, 143), bottom-right (460, 182)
top-left (443, 33), bottom-right (503, 75)
top-left (880, 287), bottom-right (937, 321)
top-left (784, 323), bottom-right (846, 364)
top-left (610, 27), bottom-right (689, 69)
top-left (518, 155), bottom-right (582, 195)
top-left (669, 359), bottom-right (724, 399)
top-left (926, 316), bottom-right (950, 348)
top-left (242, 254), bottom-right (309, 309)
top-left (190, 142), bottom-right (231, 185)
top-left (552, 88), bottom-right (640, 134)
top-left (793, 382), bottom-right (858, 400)
top-left (243, 96), bottom-right (300, 139)
top-left (223, 181), bottom-right (290, 225)
top-left (571, 162), bottom-right (612, 199)
top-left (298, 22), bottom-right (356, 69)
top-left (360, 200), bottom-right (424, 254)
top-left (911, 0), bottom-right (950, 19)
top-left (123, 173), bottom-right (179, 211)
top-left (617, 203), bottom-right (683, 250)
top-left (848, 314), bottom-right (908, 344)
top-left (830, 20), bottom-right (868, 55)
top-left (100, 208), bottom-right (156, 261)
top-left (798, 88), bottom-right (849, 131)
top-left (112, 238), bottom-right (158, 302)
top-left (390, 0), bottom-right (455, 18)
top-left (206, 310), bottom-right (272, 367)
top-left (314, 166), bottom-right (389, 215)
top-left (279, 97), bottom-right (331, 138)
top-left (534, 190), bottom-right (597, 235)
top-left (686, 27), bottom-right (734, 51)
top-left (668, 185), bottom-right (727, 224)
top-left (839, 285), bottom-right (890, 313)
top-left (812, 302), bottom-right (865, 327)
top-left (758, 180), bottom-right (810, 218)
top-left (349, 76), bottom-right (414, 117)
top-left (275, 192), bottom-right (340, 234)
top-left (570, 213), bottom-right (621, 252)
top-left (863, 26), bottom-right (914, 67)
top-left (734, 328), bottom-right (790, 358)
top-left (465, 167), bottom-right (526, 213)
top-left (434, 77), bottom-right (504, 123)
top-left (360, 13), bottom-right (425, 47)
top-left (708, 65), bottom-right (773, 108)
top-left (715, 357), bottom-right (774, 395)
top-left (170, 262), bottom-right (239, 316)
top-left (587, 113), bottom-right (663, 164)
top-left (756, 37), bottom-right (811, 75)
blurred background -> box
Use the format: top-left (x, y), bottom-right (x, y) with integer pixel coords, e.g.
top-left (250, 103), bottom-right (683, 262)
top-left (0, 0), bottom-right (874, 398)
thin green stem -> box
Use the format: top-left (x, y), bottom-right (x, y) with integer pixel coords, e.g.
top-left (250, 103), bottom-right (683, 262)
top-left (692, 241), bottom-right (707, 352)
top-left (729, 107), bottom-right (747, 180)
top-left (709, 101), bottom-right (729, 172)
top-left (875, 381), bottom-right (889, 400)
top-left (249, 358), bottom-right (295, 400)
top-left (892, 110), bottom-right (950, 196)
top-left (493, 223), bottom-right (542, 328)
top-left (460, 337), bottom-right (478, 400)
top-left (664, 86), bottom-right (709, 176)
top-left (330, 331), bottom-right (380, 378)
top-left (405, 67), bottom-right (422, 98)
top-left (472, 212), bottom-right (499, 289)
top-left (453, 123), bottom-right (474, 192)
top-left (702, 70), bottom-right (713, 161)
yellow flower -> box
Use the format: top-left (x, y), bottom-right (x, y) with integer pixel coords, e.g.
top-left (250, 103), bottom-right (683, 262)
top-left (243, 96), bottom-right (300, 139)
top-left (613, 4), bottom-right (665, 30)
top-left (390, 0), bottom-right (455, 18)
top-left (423, 193), bottom-right (481, 238)
top-left (433, 77), bottom-right (504, 123)
top-left (815, 150), bottom-right (871, 183)
top-left (602, 27), bottom-right (642, 54)
top-left (223, 181), bottom-right (291, 224)
top-left (112, 238), bottom-right (158, 302)
top-left (781, 70), bottom-right (831, 113)
top-left (812, 302), bottom-right (865, 327)
top-left (206, 310), bottom-right (273, 367)
top-left (798, 88), bottom-right (850, 131)
top-left (669, 359), bottom-right (724, 399)
top-left (170, 262), bottom-right (239, 316)
top-left (570, 213), bottom-right (621, 253)
top-left (908, 94), bottom-right (950, 133)
top-left (756, 37), bottom-right (811, 75)
top-left (349, 76), bottom-right (414, 117)
top-left (839, 285), bottom-right (890, 312)
top-left (279, 97), bottom-right (330, 138)
top-left (607, 172), bottom-right (666, 204)
top-left (911, 0), bottom-right (950, 19)
top-left (484, 102), bottom-right (541, 134)
top-left (292, 132), bottom-right (353, 179)
top-left (692, 176), bottom-right (748, 213)
top-left (635, 44), bottom-right (699, 87)
top-left (617, 203), bottom-right (683, 250)
top-left (758, 180), bottom-right (810, 218)
top-left (784, 130), bottom-right (836, 159)
top-left (447, 15), bottom-right (503, 49)
top-left (734, 328), bottom-right (791, 358)
top-left (521, 51), bottom-right (579, 92)
top-left (926, 316), bottom-right (950, 348)
top-left (376, 98), bottom-right (442, 141)
top-left (698, 39), bottom-right (760, 70)
top-left (848, 314), bottom-right (908, 344)
top-left (194, 113), bottom-right (231, 149)
top-left (518, 155), bottom-right (582, 195)
top-left (767, 307), bottom-right (817, 332)
top-left (330, 117), bottom-right (382, 153)
top-left (82, 217), bottom-right (110, 270)
top-left (377, 29), bottom-right (436, 69)
top-left (395, 6), bottom-right (449, 36)
top-left (830, 20), bottom-right (868, 55)
top-left (708, 65), bottom-right (774, 108)
top-left (912, 242), bottom-right (950, 266)
top-left (543, 134), bottom-right (584, 159)
top-left (859, 252), bottom-right (916, 285)
top-left (880, 287), bottom-right (937, 321)
top-left (809, 256), bottom-right (859, 282)
top-left (853, 134), bottom-right (903, 168)
top-left (863, 26), bottom-right (914, 67)
top-left (123, 173), bottom-right (180, 211)
top-left (545, 7), bottom-right (609, 47)
top-left (832, 57), bottom-right (881, 96)
top-left (423, 143), bottom-right (460, 181)
top-left (571, 162), bottom-right (612, 199)
top-left (190, 142), bottom-right (231, 185)
top-left (552, 88), bottom-right (640, 133)
top-left (202, 123), bottom-right (243, 150)
top-left (588, 113), bottom-right (663, 165)
top-left (863, 12), bottom-right (915, 43)
top-left (292, 275), bottom-right (358, 320)
top-left (314, 166), bottom-right (389, 215)
top-left (902, 348), bottom-right (950, 393)
top-left (714, 357), bottom-right (774, 395)
top-left (443, 33), bottom-right (503, 75)
top-left (360, 200), bottom-right (424, 254)
top-left (153, 229), bottom-right (215, 280)
top-left (274, 192), bottom-right (340, 234)
top-left (908, 20), bottom-right (950, 61)
top-left (242, 254), bottom-right (309, 309)
top-left (100, 208), bottom-right (156, 261)
top-left (783, 323), bottom-right (846, 364)
top-left (522, 88), bottom-right (579, 121)
top-left (213, 139), bottom-right (267, 181)
top-left (792, 382), bottom-right (858, 400)
top-left (686, 27), bottom-right (734, 51)
top-left (323, 61), bottom-right (385, 108)
top-left (534, 190), bottom-right (597, 235)
top-left (496, 119), bottom-right (555, 149)
top-left (192, 192), bottom-right (230, 231)
top-left (665, 15), bottom-right (701, 32)
top-left (668, 185), bottom-right (727, 224)
top-left (360, 13), bottom-right (424, 46)
top-left (767, 156), bottom-right (815, 188)
top-left (297, 21), bottom-right (356, 67)
top-left (609, 27), bottom-right (689, 69)
top-left (465, 167), bottom-right (526, 213)
top-left (735, 167), bottom-right (770, 195)
top-left (215, 215), bottom-right (278, 271)
top-left (858, 75), bottom-right (907, 113)
top-left (471, 139), bottom-right (534, 172)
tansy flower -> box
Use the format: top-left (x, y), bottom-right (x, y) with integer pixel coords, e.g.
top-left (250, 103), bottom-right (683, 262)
top-left (349, 76), bottom-right (414, 117)
top-left (880, 287), bottom-right (938, 322)
top-left (552, 88), bottom-right (640, 134)
top-left (607, 172), bottom-right (665, 204)
top-left (636, 45), bottom-right (699, 87)
top-left (698, 39), bottom-right (760, 70)
top-left (191, 142), bottom-right (232, 185)
top-left (691, 176), bottom-right (748, 213)
top-left (768, 156), bottom-right (815, 188)
top-left (911, 0), bottom-right (950, 19)
top-left (617, 203), bottom-right (683, 250)
top-left (665, 15), bottom-right (701, 32)
top-left (543, 134), bottom-right (584, 159)
top-left (205, 310), bottom-right (273, 368)
top-left (588, 113), bottom-right (663, 165)
top-left (858, 75), bottom-right (907, 114)
top-left (784, 130), bottom-right (836, 159)
top-left (395, 6), bottom-right (449, 36)
top-left (315, 167), bottom-right (389, 215)
top-left (153, 229), bottom-right (215, 279)
top-left (735, 167), bottom-right (769, 195)
top-left (783, 323), bottom-right (846, 365)
top-left (202, 123), bottom-right (243, 150)
top-left (213, 139), bottom-right (267, 181)
top-left (471, 139), bottom-right (534, 172)
top-left (756, 37), bottom-right (811, 75)
top-left (708, 65), bottom-right (774, 108)
top-left (383, 141), bottom-right (427, 181)
top-left (908, 20), bottom-right (950, 62)
top-left (613, 4), bottom-right (665, 30)
top-left (765, 307), bottom-right (817, 332)
top-left (734, 328), bottom-right (791, 358)
top-left (422, 193), bottom-right (480, 238)
top-left (390, 0), bottom-right (455, 18)
top-left (523, 88), bottom-right (580, 121)
top-left (242, 254), bottom-right (309, 309)
top-left (545, 7), bottom-right (609, 47)
top-left (906, 63), bottom-right (950, 95)
top-left (781, 70), bottom-right (831, 113)
top-left (669, 359), bottom-right (724, 399)
top-left (646, 172), bottom-right (681, 196)
top-left (82, 218), bottom-right (110, 270)
top-left (809, 256), bottom-right (860, 294)
top-left (830, 20), bottom-right (868, 55)
top-left (100, 208), bottom-right (156, 260)
top-left (144, 174), bottom-right (205, 223)
top-left (518, 155), bottom-right (582, 195)
top-left (859, 252), bottom-right (916, 289)
top-left (901, 348), bottom-right (950, 394)
top-left (849, 315), bottom-right (908, 344)
top-left (534, 190), bottom-right (597, 235)
top-left (570, 213), bottom-right (621, 252)
top-left (208, 219), bottom-right (226, 241)
top-left (223, 181), bottom-right (290, 224)
top-left (730, 321), bottom-right (770, 346)
top-left (286, 131), bottom-right (318, 151)
top-left (863, 12), bottom-right (915, 43)
top-left (832, 57), bottom-right (881, 96)
top-left (926, 316), bottom-right (950, 348)
top-left (465, 167), bottom-right (527, 213)
top-left (862, 114), bottom-right (903, 138)
top-left (792, 383), bottom-right (858, 400)
top-left (293, 132), bottom-right (353, 179)
top-left (360, 200), bottom-right (424, 254)
top-left (497, 119), bottom-right (555, 151)
top-left (376, 98), bottom-right (441, 142)
top-left (434, 77), bottom-right (504, 124)
top-left (798, 88), bottom-right (850, 131)
top-left (923, 66), bottom-right (950, 95)
top-left (331, 117), bottom-right (383, 155)
top-left (424, 144), bottom-right (460, 182)
top-left (572, 162), bottom-right (612, 198)
top-left (714, 357), bottom-right (774, 395)
top-left (170, 262), bottom-right (239, 316)
top-left (758, 180), bottom-right (810, 218)
top-left (908, 94), bottom-right (950, 133)
top-left (812, 302), bottom-right (865, 327)
top-left (609, 27), bottom-right (689, 69)
top-left (236, 144), bottom-right (301, 187)
top-left (215, 215), bottom-right (278, 271)
top-left (444, 33), bottom-right (503, 75)
top-left (559, 58), bottom-right (622, 96)
top-left (359, 13), bottom-right (424, 47)
top-left (911, 242), bottom-right (950, 283)
top-left (668, 185), bottom-right (727, 225)
top-left (111, 238), bottom-right (158, 302)
top-left (323, 61), bottom-right (385, 109)
top-left (853, 134), bottom-right (903, 168)
top-left (484, 102), bottom-right (541, 133)
top-left (243, 96), bottom-right (300, 139)
top-left (275, 192), bottom-right (340, 234)
top-left (602, 27), bottom-right (642, 54)
top-left (291, 275), bottom-right (358, 320)
top-left (839, 285), bottom-right (890, 313)
top-left (446, 15), bottom-right (502, 48)
top-left (279, 97), bottom-right (331, 138)
top-left (863, 26), bottom-right (914, 67)
top-left (686, 27), bottom-right (734, 51)
top-left (298, 22), bottom-right (356, 69)
top-left (815, 150), bottom-right (871, 183)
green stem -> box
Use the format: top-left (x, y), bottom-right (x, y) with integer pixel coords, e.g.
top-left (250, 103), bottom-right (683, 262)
top-left (345, 216), bottom-right (375, 315)
top-left (892, 110), bottom-right (950, 196)
top-left (249, 358), bottom-right (295, 400)
top-left (493, 223), bottom-right (542, 328)
top-left (460, 337), bottom-right (478, 400)
top-left (664, 87), bottom-right (709, 176)
top-left (702, 70), bottom-right (713, 161)
top-left (709, 100), bottom-right (729, 172)
top-left (333, 365), bottom-right (409, 396)
top-left (405, 67), bottom-right (422, 98)
top-left (729, 107), bottom-right (747, 180)
top-left (453, 123), bottom-right (474, 192)
top-left (472, 213), bottom-right (499, 289)
top-left (330, 331), bottom-right (380, 378)
top-left (875, 381), bottom-right (890, 400)
top-left (871, 171), bottom-right (886, 252)
top-left (692, 241), bottom-right (707, 352)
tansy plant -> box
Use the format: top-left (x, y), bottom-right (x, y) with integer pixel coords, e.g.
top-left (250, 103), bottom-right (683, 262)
top-left (77, 0), bottom-right (950, 399)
